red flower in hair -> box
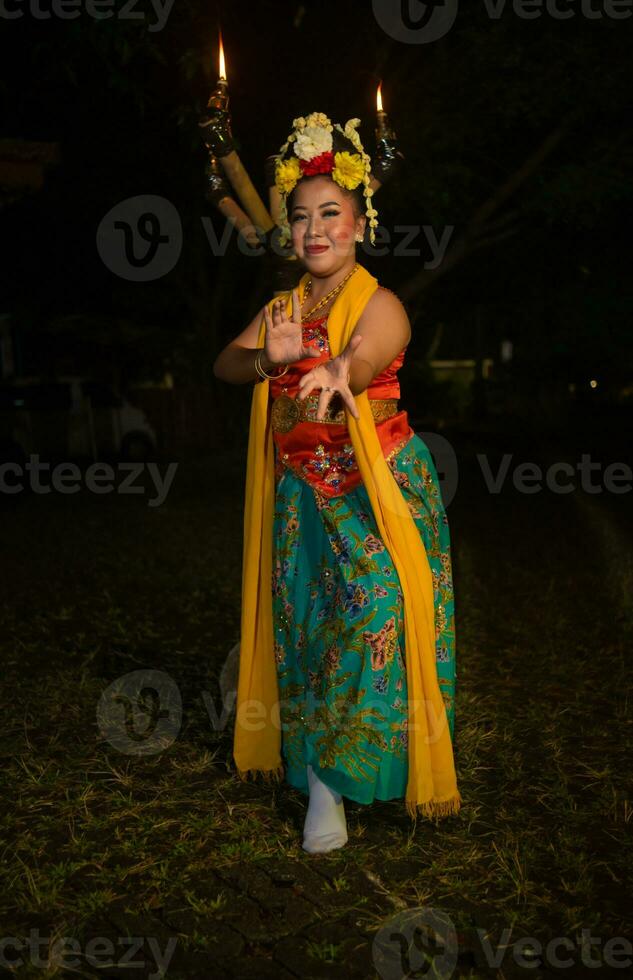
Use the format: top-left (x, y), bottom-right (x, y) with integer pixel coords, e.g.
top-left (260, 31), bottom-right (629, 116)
top-left (300, 151), bottom-right (334, 177)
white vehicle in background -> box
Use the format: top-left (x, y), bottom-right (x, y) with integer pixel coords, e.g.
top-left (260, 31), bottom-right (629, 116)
top-left (0, 375), bottom-right (158, 465)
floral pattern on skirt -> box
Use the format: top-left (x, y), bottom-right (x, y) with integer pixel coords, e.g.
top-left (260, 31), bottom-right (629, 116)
top-left (272, 432), bottom-right (456, 804)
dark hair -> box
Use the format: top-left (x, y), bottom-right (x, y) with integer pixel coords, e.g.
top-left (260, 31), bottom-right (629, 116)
top-left (285, 127), bottom-right (365, 220)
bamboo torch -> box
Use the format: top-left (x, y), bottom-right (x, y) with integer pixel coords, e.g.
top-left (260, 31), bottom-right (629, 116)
top-left (266, 154), bottom-right (283, 228)
top-left (198, 36), bottom-right (265, 248)
top-left (199, 34), bottom-right (274, 239)
top-left (199, 34), bottom-right (276, 248)
top-left (372, 81), bottom-right (404, 190)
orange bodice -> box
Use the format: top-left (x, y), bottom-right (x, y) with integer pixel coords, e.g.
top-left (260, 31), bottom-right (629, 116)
top-left (269, 312), bottom-right (414, 497)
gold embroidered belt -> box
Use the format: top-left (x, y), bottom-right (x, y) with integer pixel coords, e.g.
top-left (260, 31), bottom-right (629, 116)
top-left (271, 393), bottom-right (398, 434)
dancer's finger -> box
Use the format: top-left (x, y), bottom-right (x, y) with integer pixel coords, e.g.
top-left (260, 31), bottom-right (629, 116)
top-left (342, 385), bottom-right (360, 420)
top-left (273, 299), bottom-right (284, 327)
top-left (344, 334), bottom-right (363, 360)
top-left (292, 288), bottom-right (301, 324)
top-left (315, 386), bottom-right (335, 421)
top-left (297, 370), bottom-right (319, 400)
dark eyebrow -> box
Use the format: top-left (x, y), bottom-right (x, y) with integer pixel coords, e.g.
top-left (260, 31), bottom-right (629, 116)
top-left (291, 201), bottom-right (341, 212)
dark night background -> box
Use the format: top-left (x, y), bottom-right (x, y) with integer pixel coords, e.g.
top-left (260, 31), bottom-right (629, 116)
top-left (2, 0), bottom-right (632, 440)
top-left (1, 2), bottom-right (632, 977)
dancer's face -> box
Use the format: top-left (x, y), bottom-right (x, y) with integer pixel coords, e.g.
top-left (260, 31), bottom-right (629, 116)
top-left (289, 176), bottom-right (366, 273)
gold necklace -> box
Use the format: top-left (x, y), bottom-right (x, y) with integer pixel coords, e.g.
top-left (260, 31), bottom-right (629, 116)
top-left (301, 263), bottom-right (359, 322)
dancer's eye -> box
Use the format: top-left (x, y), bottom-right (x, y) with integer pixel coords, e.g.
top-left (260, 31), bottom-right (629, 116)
top-left (291, 210), bottom-right (340, 221)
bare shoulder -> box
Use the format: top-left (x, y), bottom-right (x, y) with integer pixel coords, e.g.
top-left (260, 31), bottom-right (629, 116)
top-left (355, 286), bottom-right (411, 343)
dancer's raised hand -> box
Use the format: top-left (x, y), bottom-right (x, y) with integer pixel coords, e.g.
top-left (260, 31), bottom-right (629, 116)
top-left (296, 334), bottom-right (364, 420)
top-left (263, 288), bottom-right (322, 367)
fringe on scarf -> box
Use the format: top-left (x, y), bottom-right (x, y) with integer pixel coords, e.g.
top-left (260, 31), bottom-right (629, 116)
top-left (235, 764), bottom-right (462, 819)
top-left (405, 790), bottom-right (463, 824)
top-left (236, 764), bottom-right (285, 785)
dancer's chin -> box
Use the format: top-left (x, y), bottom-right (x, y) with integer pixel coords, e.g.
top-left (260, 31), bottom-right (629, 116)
top-left (301, 248), bottom-right (352, 272)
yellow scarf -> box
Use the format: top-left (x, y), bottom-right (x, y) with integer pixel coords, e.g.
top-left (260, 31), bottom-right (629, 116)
top-left (233, 263), bottom-right (462, 822)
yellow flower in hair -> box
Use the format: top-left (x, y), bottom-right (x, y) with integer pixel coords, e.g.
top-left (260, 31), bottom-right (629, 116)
top-left (332, 151), bottom-right (364, 190)
top-left (275, 156), bottom-right (301, 194)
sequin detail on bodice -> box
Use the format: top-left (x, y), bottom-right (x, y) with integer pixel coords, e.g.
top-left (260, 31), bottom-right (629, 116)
top-left (268, 312), bottom-right (414, 497)
top-left (269, 312), bottom-right (406, 402)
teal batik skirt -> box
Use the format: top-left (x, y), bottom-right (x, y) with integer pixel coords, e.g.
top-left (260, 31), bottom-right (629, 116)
top-left (271, 432), bottom-right (456, 805)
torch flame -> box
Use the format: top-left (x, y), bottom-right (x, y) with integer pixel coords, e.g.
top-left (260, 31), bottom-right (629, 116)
top-left (218, 32), bottom-right (226, 80)
top-left (376, 82), bottom-right (383, 112)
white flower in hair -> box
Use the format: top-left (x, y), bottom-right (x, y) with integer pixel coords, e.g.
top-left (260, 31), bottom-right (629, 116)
top-left (276, 112), bottom-right (379, 247)
top-left (294, 125), bottom-right (333, 160)
top-left (305, 111), bottom-right (332, 130)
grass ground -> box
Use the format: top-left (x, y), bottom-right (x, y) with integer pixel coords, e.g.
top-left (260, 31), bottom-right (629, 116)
top-left (1, 426), bottom-right (631, 979)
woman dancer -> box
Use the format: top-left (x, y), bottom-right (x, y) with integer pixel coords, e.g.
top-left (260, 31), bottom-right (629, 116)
top-left (213, 112), bottom-right (462, 854)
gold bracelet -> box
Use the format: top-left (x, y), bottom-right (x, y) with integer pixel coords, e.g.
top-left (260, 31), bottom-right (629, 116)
top-left (254, 348), bottom-right (289, 380)
top-left (254, 348), bottom-right (267, 380)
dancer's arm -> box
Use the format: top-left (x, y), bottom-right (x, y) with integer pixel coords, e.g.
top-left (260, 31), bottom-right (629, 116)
top-left (212, 304), bottom-right (280, 384)
top-left (347, 288), bottom-right (411, 396)
top-left (214, 288), bottom-right (319, 384)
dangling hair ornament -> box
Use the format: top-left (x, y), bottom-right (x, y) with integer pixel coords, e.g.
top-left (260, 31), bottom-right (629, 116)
top-left (274, 111), bottom-right (379, 248)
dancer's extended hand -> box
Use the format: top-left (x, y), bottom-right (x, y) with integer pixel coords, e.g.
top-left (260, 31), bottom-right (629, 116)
top-left (263, 289), bottom-right (322, 366)
top-left (296, 334), bottom-right (363, 421)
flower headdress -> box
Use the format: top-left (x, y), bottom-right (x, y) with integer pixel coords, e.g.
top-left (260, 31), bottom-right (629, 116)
top-left (274, 111), bottom-right (379, 247)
